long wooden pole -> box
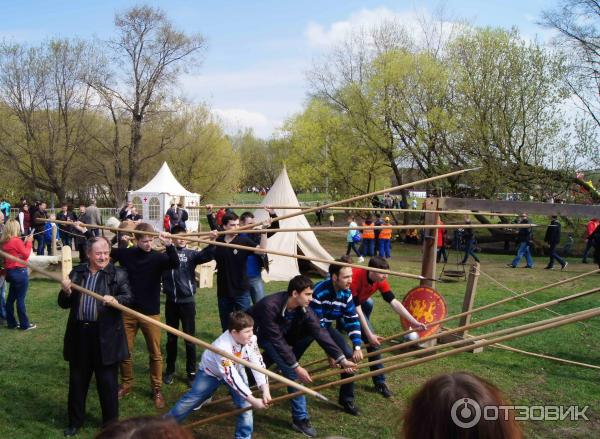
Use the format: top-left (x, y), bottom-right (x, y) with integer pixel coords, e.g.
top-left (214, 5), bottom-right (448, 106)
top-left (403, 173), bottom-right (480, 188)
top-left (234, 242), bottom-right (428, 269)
top-left (194, 205), bottom-right (519, 217)
top-left (204, 288), bottom-right (599, 408)
top-left (186, 306), bottom-right (600, 428)
top-left (231, 168), bottom-right (479, 233)
top-left (43, 219), bottom-right (428, 281)
top-left (301, 268), bottom-right (600, 369)
top-left (187, 223), bottom-right (537, 236)
top-left (0, 249), bottom-right (328, 401)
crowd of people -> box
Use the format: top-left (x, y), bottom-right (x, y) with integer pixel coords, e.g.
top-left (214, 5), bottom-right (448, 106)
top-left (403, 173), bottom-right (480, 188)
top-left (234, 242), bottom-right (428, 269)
top-left (0, 195), bottom-right (598, 438)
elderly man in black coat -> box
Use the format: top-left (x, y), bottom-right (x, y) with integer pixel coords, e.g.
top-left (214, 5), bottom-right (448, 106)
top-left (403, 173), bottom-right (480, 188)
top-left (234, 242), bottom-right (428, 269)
top-left (58, 236), bottom-right (133, 437)
top-left (544, 215), bottom-right (568, 270)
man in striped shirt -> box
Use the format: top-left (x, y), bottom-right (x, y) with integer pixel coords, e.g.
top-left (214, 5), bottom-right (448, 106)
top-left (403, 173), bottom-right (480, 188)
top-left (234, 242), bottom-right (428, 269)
top-left (297, 259), bottom-right (364, 416)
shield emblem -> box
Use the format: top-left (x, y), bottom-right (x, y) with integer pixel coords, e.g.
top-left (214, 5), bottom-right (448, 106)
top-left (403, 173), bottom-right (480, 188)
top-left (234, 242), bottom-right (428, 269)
top-left (400, 286), bottom-right (448, 338)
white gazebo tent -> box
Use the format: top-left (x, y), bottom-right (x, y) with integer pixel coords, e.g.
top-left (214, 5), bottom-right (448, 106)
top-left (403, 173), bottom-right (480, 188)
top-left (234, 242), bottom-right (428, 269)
top-left (128, 162), bottom-right (200, 231)
top-left (253, 168), bottom-right (333, 281)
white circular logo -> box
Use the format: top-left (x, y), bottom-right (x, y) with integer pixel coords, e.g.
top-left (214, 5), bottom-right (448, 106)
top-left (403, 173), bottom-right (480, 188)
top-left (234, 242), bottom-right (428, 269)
top-left (451, 397), bottom-right (481, 428)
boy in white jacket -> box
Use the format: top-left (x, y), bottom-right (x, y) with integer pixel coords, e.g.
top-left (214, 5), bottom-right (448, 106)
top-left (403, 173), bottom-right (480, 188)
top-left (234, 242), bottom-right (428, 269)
top-left (165, 311), bottom-right (271, 439)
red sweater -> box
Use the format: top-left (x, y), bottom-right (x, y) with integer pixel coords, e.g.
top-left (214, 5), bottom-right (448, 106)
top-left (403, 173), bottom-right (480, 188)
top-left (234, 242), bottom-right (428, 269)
top-left (2, 237), bottom-right (32, 269)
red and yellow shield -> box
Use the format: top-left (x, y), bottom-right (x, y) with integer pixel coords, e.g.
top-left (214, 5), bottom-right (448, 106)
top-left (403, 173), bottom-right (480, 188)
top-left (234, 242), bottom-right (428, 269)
top-left (400, 286), bottom-right (447, 338)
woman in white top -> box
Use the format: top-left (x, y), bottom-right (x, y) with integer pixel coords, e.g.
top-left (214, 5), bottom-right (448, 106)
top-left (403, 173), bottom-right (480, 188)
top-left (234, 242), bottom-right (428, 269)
top-left (345, 215), bottom-right (363, 262)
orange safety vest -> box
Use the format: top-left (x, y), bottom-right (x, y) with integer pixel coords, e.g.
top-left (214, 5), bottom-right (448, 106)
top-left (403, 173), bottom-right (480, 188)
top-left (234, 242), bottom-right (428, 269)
top-left (362, 222), bottom-right (375, 239)
top-left (379, 227), bottom-right (392, 240)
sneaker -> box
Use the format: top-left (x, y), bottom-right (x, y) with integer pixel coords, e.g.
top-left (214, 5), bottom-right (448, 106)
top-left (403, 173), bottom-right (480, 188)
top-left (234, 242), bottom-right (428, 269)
top-left (292, 418), bottom-right (317, 438)
top-left (339, 399), bottom-right (361, 416)
top-left (152, 388), bottom-right (165, 409)
top-left (561, 262), bottom-right (568, 271)
top-left (23, 323), bottom-right (37, 331)
top-left (63, 426), bottom-right (78, 437)
top-left (163, 373), bottom-right (174, 385)
top-left (374, 382), bottom-right (392, 398)
top-left (358, 256), bottom-right (365, 263)
top-left (506, 264), bottom-right (516, 268)
top-left (192, 395), bottom-right (213, 411)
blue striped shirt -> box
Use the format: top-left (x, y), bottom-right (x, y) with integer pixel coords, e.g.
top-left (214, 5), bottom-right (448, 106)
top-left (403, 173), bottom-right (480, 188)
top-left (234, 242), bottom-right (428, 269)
top-left (77, 271), bottom-right (100, 321)
top-left (311, 279), bottom-right (362, 347)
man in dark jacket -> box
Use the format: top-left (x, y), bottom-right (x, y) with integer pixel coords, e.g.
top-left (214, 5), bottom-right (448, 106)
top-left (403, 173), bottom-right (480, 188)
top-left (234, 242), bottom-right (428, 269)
top-left (162, 226), bottom-right (217, 386)
top-left (249, 275), bottom-right (356, 438)
top-left (58, 237), bottom-right (133, 437)
top-left (32, 201), bottom-right (48, 255)
top-left (544, 215), bottom-right (567, 270)
top-left (110, 222), bottom-right (179, 409)
top-left (508, 213), bottom-right (534, 268)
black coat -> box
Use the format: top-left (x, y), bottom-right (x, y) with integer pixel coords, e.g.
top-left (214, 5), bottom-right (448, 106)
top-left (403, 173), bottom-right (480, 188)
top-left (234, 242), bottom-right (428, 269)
top-left (248, 291), bottom-right (343, 368)
top-left (544, 219), bottom-right (561, 245)
top-left (58, 263), bottom-right (133, 365)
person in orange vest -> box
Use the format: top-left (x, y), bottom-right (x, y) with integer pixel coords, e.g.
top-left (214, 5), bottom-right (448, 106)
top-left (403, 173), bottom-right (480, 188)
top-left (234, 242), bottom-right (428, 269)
top-left (378, 217), bottom-right (393, 259)
top-left (360, 215), bottom-right (375, 257)
top-left (436, 218), bottom-right (448, 263)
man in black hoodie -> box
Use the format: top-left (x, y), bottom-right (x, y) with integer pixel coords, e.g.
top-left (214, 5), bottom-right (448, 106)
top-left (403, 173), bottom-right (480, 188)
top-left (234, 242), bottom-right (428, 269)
top-left (162, 225), bottom-right (217, 386)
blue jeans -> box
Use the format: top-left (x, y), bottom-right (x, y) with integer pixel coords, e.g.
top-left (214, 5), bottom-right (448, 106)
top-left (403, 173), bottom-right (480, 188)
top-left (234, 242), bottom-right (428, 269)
top-left (378, 239), bottom-right (391, 258)
top-left (260, 340), bottom-right (308, 421)
top-left (217, 292), bottom-right (252, 331)
top-left (511, 242), bottom-right (533, 267)
top-left (166, 369), bottom-right (252, 439)
top-left (361, 239), bottom-right (375, 257)
top-left (360, 298), bottom-right (385, 385)
top-left (295, 327), bottom-right (355, 403)
top-left (35, 234), bottom-right (46, 255)
top-left (5, 268), bottom-right (30, 329)
top-left (248, 276), bottom-right (265, 305)
top-left (0, 279), bottom-right (6, 319)
top-left (461, 239), bottom-right (480, 263)
top-left (547, 243), bottom-right (566, 268)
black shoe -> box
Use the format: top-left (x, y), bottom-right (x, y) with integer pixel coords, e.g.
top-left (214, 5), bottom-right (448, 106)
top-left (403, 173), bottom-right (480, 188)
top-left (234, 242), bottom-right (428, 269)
top-left (374, 382), bottom-right (392, 398)
top-left (339, 399), bottom-right (361, 416)
top-left (292, 418), bottom-right (317, 437)
top-left (544, 266), bottom-right (554, 270)
top-left (561, 262), bottom-right (568, 271)
top-left (64, 426), bottom-right (78, 437)
top-left (163, 373), bottom-right (174, 385)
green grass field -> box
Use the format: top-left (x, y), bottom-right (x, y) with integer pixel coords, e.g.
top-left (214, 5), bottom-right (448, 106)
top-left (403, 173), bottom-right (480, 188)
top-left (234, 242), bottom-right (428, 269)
top-left (1, 230), bottom-right (600, 439)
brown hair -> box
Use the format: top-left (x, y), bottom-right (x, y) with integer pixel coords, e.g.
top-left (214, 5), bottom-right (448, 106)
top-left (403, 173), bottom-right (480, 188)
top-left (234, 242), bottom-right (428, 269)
top-left (133, 222), bottom-right (155, 240)
top-left (368, 256), bottom-right (389, 270)
top-left (228, 311), bottom-right (254, 332)
top-left (403, 372), bottom-right (522, 439)
top-left (95, 416), bottom-right (193, 439)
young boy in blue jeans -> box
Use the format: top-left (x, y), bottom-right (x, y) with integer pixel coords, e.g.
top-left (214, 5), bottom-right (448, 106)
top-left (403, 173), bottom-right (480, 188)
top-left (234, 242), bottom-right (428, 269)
top-left (165, 311), bottom-right (271, 439)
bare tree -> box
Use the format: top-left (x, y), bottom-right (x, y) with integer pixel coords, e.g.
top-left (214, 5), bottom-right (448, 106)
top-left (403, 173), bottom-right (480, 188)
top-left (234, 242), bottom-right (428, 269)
top-left (88, 5), bottom-right (206, 203)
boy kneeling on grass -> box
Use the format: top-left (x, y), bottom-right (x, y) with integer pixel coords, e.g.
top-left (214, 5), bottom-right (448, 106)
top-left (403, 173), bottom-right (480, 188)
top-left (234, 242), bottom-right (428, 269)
top-left (165, 311), bottom-right (271, 439)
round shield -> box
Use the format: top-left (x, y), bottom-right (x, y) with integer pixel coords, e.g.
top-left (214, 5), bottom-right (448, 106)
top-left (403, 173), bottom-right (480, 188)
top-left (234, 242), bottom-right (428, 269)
top-left (400, 286), bottom-right (448, 338)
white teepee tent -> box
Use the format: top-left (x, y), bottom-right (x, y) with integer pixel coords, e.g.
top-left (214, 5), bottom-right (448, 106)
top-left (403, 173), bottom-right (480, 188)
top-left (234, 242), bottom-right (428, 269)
top-left (253, 168), bottom-right (333, 281)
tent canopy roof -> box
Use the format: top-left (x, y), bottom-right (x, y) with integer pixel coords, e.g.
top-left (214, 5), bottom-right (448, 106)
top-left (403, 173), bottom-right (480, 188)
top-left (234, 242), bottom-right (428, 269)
top-left (132, 162), bottom-right (198, 197)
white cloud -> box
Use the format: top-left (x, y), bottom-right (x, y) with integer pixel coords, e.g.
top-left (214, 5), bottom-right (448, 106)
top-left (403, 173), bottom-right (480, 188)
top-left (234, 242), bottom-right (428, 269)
top-left (305, 7), bottom-right (428, 49)
top-left (211, 108), bottom-right (273, 137)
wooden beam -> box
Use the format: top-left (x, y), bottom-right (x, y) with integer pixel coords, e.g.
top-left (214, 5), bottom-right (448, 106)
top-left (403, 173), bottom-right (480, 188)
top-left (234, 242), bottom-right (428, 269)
top-left (438, 198), bottom-right (600, 218)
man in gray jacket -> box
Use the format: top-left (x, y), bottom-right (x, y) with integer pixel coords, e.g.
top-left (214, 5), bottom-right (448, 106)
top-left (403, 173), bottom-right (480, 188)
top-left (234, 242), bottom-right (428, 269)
top-left (162, 225), bottom-right (217, 386)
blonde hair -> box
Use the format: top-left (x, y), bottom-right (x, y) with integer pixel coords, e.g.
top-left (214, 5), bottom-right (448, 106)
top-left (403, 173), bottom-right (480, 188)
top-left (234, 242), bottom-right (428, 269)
top-left (1, 219), bottom-right (22, 244)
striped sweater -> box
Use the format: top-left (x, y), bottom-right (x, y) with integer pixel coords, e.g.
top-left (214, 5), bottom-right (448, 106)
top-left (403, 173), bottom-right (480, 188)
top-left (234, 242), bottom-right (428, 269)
top-left (311, 279), bottom-right (363, 347)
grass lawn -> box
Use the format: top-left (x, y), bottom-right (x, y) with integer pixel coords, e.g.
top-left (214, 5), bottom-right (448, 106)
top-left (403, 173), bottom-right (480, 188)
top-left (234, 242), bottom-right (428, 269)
top-left (1, 230), bottom-right (600, 439)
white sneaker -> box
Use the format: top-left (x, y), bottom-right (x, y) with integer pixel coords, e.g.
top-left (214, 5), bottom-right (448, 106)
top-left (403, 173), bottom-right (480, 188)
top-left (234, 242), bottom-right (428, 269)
top-left (192, 396), bottom-right (212, 411)
top-left (358, 256), bottom-right (365, 263)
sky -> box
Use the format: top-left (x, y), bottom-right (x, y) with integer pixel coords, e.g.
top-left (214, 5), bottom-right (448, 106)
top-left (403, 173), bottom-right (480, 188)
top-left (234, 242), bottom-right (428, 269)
top-left (0, 0), bottom-right (559, 138)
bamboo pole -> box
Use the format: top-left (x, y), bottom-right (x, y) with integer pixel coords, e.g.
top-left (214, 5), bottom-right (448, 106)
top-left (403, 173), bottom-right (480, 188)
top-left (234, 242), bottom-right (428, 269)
top-left (301, 268), bottom-right (600, 369)
top-left (43, 219), bottom-right (428, 281)
top-left (185, 306), bottom-right (600, 428)
top-left (231, 168), bottom-right (479, 233)
top-left (194, 205), bottom-right (519, 217)
top-left (490, 344), bottom-right (600, 370)
top-left (0, 249), bottom-right (328, 402)
top-left (190, 223), bottom-right (538, 236)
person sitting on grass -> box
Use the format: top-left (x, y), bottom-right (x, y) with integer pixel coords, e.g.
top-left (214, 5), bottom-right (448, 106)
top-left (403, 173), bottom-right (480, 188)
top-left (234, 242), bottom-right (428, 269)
top-left (165, 311), bottom-right (271, 439)
top-left (402, 372), bottom-right (523, 439)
